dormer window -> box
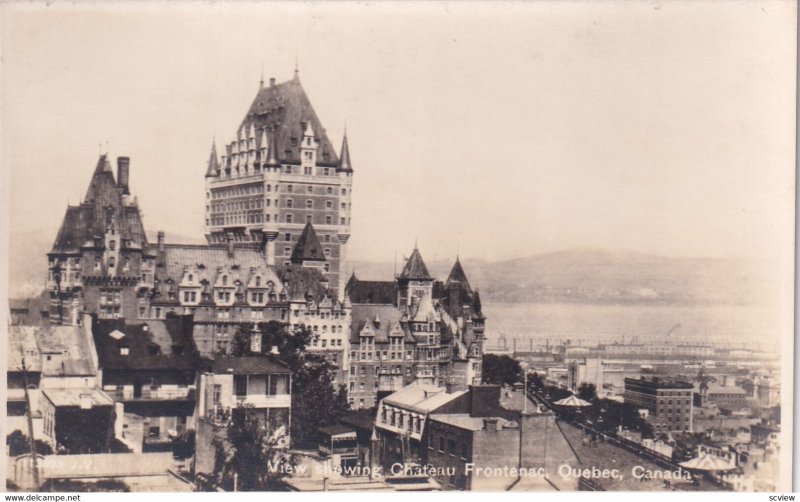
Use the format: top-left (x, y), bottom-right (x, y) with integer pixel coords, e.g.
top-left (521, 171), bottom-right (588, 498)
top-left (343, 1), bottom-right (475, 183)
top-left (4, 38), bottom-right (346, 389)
top-left (222, 275), bottom-right (228, 286)
top-left (109, 240), bottom-right (116, 251)
top-left (109, 257), bottom-right (116, 268)
top-left (188, 274), bottom-right (193, 282)
top-left (255, 276), bottom-right (261, 287)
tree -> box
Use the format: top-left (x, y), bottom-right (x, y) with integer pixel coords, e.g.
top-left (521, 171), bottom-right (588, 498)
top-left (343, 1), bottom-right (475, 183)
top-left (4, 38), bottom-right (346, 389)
top-left (481, 354), bottom-right (522, 386)
top-left (577, 383), bottom-right (597, 402)
top-left (6, 430), bottom-right (52, 457)
top-left (213, 407), bottom-right (294, 491)
top-left (229, 321), bottom-right (348, 450)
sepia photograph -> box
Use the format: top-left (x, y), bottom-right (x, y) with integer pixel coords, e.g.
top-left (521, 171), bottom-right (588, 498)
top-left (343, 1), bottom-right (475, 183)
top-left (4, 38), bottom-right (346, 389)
top-left (0, 0), bottom-right (796, 494)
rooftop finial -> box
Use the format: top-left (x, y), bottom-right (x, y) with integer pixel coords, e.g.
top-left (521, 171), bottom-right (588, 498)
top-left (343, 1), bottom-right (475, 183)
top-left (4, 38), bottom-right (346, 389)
top-left (260, 64), bottom-right (264, 89)
top-left (294, 50), bottom-right (299, 80)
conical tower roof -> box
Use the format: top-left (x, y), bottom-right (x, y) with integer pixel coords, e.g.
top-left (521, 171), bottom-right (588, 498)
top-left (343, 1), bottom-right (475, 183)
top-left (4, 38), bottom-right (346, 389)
top-left (338, 133), bottom-right (353, 172)
top-left (291, 222), bottom-right (326, 263)
top-left (205, 141), bottom-right (220, 177)
top-left (445, 257), bottom-right (471, 291)
top-left (399, 247), bottom-right (432, 281)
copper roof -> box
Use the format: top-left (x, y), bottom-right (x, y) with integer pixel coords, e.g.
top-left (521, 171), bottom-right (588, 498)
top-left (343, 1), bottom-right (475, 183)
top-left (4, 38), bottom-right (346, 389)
top-left (291, 223), bottom-right (326, 263)
top-left (399, 247), bottom-right (432, 281)
top-left (240, 76), bottom-right (339, 166)
top-left (51, 155), bottom-right (149, 254)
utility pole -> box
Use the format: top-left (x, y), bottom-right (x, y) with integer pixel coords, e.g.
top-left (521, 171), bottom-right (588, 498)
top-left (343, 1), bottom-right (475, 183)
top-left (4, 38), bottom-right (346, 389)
top-left (21, 351), bottom-right (40, 489)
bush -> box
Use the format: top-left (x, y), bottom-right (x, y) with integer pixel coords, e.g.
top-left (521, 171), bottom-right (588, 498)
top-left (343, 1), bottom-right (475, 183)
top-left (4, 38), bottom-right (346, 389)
top-left (6, 430), bottom-right (52, 457)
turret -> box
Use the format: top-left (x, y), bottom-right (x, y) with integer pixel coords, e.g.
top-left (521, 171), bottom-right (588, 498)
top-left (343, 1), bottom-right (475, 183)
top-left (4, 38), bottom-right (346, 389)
top-left (205, 142), bottom-right (220, 178)
top-left (338, 132), bottom-right (353, 173)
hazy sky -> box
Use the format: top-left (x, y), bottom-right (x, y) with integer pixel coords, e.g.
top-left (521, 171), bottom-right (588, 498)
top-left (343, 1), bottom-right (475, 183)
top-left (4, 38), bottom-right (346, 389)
top-left (2, 1), bottom-right (796, 263)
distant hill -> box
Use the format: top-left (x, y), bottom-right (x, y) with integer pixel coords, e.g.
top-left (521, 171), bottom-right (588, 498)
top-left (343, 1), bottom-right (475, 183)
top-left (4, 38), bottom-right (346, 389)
top-left (351, 249), bottom-right (772, 306)
top-left (9, 227), bottom-right (770, 307)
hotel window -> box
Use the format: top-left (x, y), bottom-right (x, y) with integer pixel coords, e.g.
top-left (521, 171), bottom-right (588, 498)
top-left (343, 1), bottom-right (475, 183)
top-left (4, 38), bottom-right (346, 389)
top-left (324, 248), bottom-right (331, 257)
top-left (340, 217), bottom-right (346, 225)
top-left (287, 199), bottom-right (293, 208)
top-left (326, 216), bottom-right (332, 225)
top-left (306, 200), bottom-right (313, 209)
top-left (285, 233), bottom-right (291, 241)
top-left (287, 185), bottom-right (293, 193)
top-left (342, 188), bottom-right (347, 196)
top-left (326, 187), bottom-right (333, 195)
top-left (306, 215), bottom-right (312, 223)
top-left (286, 214), bottom-right (293, 223)
top-left (306, 186), bottom-right (313, 194)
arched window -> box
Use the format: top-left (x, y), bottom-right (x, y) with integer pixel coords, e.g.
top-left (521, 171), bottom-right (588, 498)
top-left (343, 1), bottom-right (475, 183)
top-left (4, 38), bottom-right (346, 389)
top-left (222, 275), bottom-right (228, 286)
top-left (188, 274), bottom-right (193, 282)
top-left (255, 276), bottom-right (261, 287)
top-left (109, 257), bottom-right (116, 268)
top-left (109, 240), bottom-right (116, 250)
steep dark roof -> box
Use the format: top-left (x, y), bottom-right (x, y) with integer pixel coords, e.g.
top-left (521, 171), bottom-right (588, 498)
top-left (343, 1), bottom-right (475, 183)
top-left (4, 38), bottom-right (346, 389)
top-left (350, 304), bottom-right (415, 344)
top-left (398, 247), bottom-right (432, 281)
top-left (92, 315), bottom-right (200, 371)
top-left (291, 223), bottom-right (326, 263)
top-left (51, 155), bottom-right (149, 255)
top-left (346, 278), bottom-right (397, 305)
top-left (338, 134), bottom-right (353, 172)
top-left (205, 142), bottom-right (220, 177)
top-left (241, 76), bottom-right (339, 166)
top-left (445, 258), bottom-right (471, 292)
top-left (212, 356), bottom-right (290, 375)
top-left (276, 265), bottom-right (337, 303)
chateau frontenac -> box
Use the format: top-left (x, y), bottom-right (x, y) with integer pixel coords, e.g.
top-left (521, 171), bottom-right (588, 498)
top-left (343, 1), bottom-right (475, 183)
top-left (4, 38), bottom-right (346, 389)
top-left (45, 71), bottom-right (485, 406)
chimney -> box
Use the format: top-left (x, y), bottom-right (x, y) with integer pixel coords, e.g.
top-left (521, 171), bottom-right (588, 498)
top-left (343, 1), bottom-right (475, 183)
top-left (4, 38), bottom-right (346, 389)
top-left (79, 393), bottom-right (94, 410)
top-left (226, 234), bottom-right (235, 258)
top-left (483, 418), bottom-right (499, 432)
top-left (157, 231), bottom-right (165, 252)
top-left (116, 157), bottom-right (130, 195)
top-left (270, 77), bottom-right (276, 87)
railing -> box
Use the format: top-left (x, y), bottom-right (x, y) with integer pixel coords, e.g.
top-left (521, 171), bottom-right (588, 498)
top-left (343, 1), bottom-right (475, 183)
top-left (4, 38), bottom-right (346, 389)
top-left (106, 387), bottom-right (196, 401)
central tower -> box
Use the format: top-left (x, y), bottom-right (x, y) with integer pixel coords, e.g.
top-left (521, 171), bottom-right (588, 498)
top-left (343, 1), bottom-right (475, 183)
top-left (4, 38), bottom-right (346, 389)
top-left (204, 71), bottom-right (353, 297)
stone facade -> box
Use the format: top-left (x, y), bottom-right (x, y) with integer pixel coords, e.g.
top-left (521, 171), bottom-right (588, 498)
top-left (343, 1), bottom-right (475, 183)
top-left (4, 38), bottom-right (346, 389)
top-left (204, 72), bottom-right (353, 298)
top-left (346, 248), bottom-right (486, 409)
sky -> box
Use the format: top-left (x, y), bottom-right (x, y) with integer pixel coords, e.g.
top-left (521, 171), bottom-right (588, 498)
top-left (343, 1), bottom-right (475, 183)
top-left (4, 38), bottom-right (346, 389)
top-left (2, 0), bottom-right (796, 264)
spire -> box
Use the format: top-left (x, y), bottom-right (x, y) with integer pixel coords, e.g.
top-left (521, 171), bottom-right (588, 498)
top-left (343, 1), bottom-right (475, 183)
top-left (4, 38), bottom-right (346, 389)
top-left (399, 247), bottom-right (432, 281)
top-left (337, 131), bottom-right (353, 172)
top-left (205, 141), bottom-right (220, 178)
top-left (265, 128), bottom-right (280, 167)
top-left (260, 64), bottom-right (264, 89)
top-left (291, 222), bottom-right (326, 264)
top-left (294, 52), bottom-right (299, 81)
top-left (446, 256), bottom-right (472, 291)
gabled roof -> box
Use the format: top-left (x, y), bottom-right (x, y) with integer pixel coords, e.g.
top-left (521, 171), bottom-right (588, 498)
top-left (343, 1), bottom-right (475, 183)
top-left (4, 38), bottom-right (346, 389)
top-left (291, 223), bottom-right (326, 263)
top-left (350, 304), bottom-right (415, 344)
top-left (240, 76), bottom-right (339, 166)
top-left (399, 247), bottom-right (432, 281)
top-left (212, 356), bottom-right (290, 375)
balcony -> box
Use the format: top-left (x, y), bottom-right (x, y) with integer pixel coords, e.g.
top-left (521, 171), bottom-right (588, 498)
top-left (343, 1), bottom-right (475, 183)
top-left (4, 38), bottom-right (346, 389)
top-left (106, 387), bottom-right (196, 402)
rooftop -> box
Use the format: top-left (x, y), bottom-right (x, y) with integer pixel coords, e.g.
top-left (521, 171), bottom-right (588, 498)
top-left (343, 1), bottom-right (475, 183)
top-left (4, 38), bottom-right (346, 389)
top-left (42, 388), bottom-right (114, 408)
top-left (383, 383), bottom-right (467, 413)
top-left (211, 356), bottom-right (290, 375)
top-left (429, 413), bottom-right (517, 432)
